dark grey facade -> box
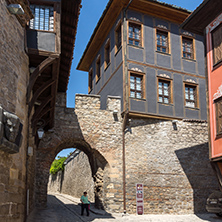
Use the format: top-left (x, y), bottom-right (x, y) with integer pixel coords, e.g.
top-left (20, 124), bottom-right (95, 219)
top-left (88, 9), bottom-right (206, 120)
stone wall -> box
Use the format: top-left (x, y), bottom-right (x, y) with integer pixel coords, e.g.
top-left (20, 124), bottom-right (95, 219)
top-left (0, 1), bottom-right (30, 221)
top-left (48, 150), bottom-right (95, 202)
top-left (124, 118), bottom-right (218, 214)
top-left (38, 93), bottom-right (219, 214)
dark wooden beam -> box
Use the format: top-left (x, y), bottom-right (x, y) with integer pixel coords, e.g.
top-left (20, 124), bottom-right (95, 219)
top-left (27, 56), bottom-right (57, 103)
top-left (31, 95), bottom-right (53, 123)
top-left (28, 79), bottom-right (56, 116)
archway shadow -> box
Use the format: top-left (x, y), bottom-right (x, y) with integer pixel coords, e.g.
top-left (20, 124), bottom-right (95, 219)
top-left (175, 142), bottom-right (219, 217)
top-left (27, 194), bottom-right (114, 222)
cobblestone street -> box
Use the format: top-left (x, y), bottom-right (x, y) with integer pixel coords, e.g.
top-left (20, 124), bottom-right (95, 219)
top-left (27, 193), bottom-right (222, 222)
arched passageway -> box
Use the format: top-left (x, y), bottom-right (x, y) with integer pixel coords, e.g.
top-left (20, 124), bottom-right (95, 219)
top-left (36, 139), bottom-right (110, 209)
top-left (34, 93), bottom-right (123, 211)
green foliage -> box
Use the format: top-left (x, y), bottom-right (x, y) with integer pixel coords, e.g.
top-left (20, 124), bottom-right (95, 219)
top-left (50, 156), bottom-right (67, 175)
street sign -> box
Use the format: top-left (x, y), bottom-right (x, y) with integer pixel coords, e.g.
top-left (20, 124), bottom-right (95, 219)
top-left (136, 183), bottom-right (144, 215)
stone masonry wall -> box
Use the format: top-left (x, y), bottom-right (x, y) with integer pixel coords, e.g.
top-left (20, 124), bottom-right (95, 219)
top-left (48, 151), bottom-right (95, 202)
top-left (37, 94), bottom-right (124, 212)
top-left (124, 118), bottom-right (219, 214)
top-left (0, 1), bottom-right (30, 221)
top-left (37, 93), bottom-right (219, 214)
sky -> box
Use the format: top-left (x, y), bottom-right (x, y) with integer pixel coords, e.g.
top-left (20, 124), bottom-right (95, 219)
top-left (57, 0), bottom-right (204, 158)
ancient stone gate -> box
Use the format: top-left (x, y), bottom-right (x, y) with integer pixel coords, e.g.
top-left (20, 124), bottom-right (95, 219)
top-left (36, 93), bottom-right (124, 211)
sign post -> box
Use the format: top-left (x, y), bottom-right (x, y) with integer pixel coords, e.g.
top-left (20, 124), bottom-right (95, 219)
top-left (136, 183), bottom-right (144, 215)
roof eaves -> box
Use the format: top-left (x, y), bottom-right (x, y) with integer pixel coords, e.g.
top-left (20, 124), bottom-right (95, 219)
top-left (77, 0), bottom-right (114, 70)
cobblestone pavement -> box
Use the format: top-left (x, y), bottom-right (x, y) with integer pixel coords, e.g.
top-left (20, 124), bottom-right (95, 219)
top-left (27, 193), bottom-right (222, 222)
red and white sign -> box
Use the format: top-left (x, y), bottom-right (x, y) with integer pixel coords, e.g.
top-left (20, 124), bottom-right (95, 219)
top-left (136, 183), bottom-right (144, 215)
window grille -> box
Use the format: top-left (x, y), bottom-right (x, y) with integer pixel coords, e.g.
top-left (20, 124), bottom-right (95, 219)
top-left (88, 70), bottom-right (93, 93)
top-left (156, 30), bottom-right (168, 53)
top-left (185, 84), bottom-right (196, 108)
top-left (182, 37), bottom-right (194, 59)
top-left (29, 5), bottom-right (54, 31)
top-left (212, 24), bottom-right (222, 65)
top-left (129, 22), bottom-right (141, 47)
top-left (105, 41), bottom-right (110, 69)
top-left (215, 97), bottom-right (222, 135)
top-left (158, 80), bottom-right (170, 104)
top-left (96, 57), bottom-right (101, 82)
top-left (115, 24), bottom-right (122, 51)
top-left (130, 74), bottom-right (143, 99)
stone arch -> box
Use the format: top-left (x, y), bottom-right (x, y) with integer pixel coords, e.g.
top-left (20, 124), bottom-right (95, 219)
top-left (35, 135), bottom-right (110, 209)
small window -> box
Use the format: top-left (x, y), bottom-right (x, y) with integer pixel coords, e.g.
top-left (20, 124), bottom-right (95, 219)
top-left (130, 73), bottom-right (143, 99)
top-left (212, 24), bottom-right (222, 65)
top-left (104, 40), bottom-right (110, 69)
top-left (185, 84), bottom-right (197, 108)
top-left (115, 23), bottom-right (122, 52)
top-left (96, 57), bottom-right (101, 82)
top-left (29, 5), bottom-right (54, 31)
top-left (215, 97), bottom-right (222, 135)
top-left (128, 22), bottom-right (141, 47)
top-left (88, 69), bottom-right (93, 93)
top-left (156, 30), bottom-right (168, 53)
top-left (158, 79), bottom-right (171, 104)
top-left (182, 37), bottom-right (194, 59)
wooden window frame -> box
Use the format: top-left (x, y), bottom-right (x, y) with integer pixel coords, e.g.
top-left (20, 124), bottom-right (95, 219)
top-left (129, 72), bottom-right (145, 100)
top-left (29, 3), bottom-right (55, 32)
top-left (156, 29), bottom-right (169, 54)
top-left (215, 97), bottom-right (222, 136)
top-left (212, 24), bottom-right (222, 66)
top-left (104, 39), bottom-right (111, 70)
top-left (182, 36), bottom-right (194, 60)
top-left (88, 68), bottom-right (93, 93)
top-left (157, 77), bottom-right (173, 104)
top-left (96, 56), bottom-right (101, 83)
top-left (115, 22), bottom-right (122, 53)
top-left (128, 21), bottom-right (142, 47)
top-left (184, 82), bottom-right (199, 109)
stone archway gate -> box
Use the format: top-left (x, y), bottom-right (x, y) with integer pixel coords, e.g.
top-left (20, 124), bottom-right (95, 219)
top-left (36, 93), bottom-right (123, 212)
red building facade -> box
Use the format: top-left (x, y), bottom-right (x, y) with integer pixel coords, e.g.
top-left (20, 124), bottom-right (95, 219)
top-left (182, 0), bottom-right (222, 185)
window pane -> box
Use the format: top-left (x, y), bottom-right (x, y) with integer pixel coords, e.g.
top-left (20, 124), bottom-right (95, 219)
top-left (164, 97), bottom-right (169, 103)
top-left (135, 28), bottom-right (140, 40)
top-left (159, 88), bottom-right (162, 95)
top-left (130, 82), bottom-right (135, 90)
top-left (159, 96), bottom-right (163, 102)
top-left (130, 91), bottom-right (135, 98)
top-left (136, 93), bottom-right (142, 99)
top-left (129, 26), bottom-right (133, 38)
top-left (162, 47), bottom-right (166, 53)
top-left (129, 39), bottom-right (134, 45)
top-left (164, 89), bottom-right (168, 96)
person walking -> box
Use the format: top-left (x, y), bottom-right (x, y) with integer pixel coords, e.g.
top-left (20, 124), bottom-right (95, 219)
top-left (80, 191), bottom-right (90, 216)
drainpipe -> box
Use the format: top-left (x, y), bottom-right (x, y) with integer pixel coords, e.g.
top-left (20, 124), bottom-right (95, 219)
top-left (122, 0), bottom-right (133, 214)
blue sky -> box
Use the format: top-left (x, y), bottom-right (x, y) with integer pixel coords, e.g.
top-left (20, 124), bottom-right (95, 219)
top-left (57, 0), bottom-right (203, 158)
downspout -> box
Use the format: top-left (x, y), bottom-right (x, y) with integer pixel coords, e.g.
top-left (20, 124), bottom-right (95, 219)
top-left (122, 0), bottom-right (133, 214)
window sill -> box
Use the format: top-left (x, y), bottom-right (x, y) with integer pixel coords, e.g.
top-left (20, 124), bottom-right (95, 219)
top-left (27, 28), bottom-right (55, 34)
top-left (185, 106), bottom-right (199, 110)
top-left (213, 59), bottom-right (222, 71)
top-left (182, 57), bottom-right (196, 62)
top-left (115, 46), bottom-right (122, 56)
top-left (128, 44), bottom-right (144, 49)
top-left (104, 63), bottom-right (110, 72)
top-left (156, 51), bottom-right (171, 56)
top-left (158, 102), bottom-right (173, 106)
top-left (130, 97), bottom-right (146, 101)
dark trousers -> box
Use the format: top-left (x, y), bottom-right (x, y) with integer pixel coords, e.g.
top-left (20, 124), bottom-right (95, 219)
top-left (81, 204), bottom-right (89, 216)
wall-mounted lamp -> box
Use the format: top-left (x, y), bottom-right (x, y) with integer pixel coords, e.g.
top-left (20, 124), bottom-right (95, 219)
top-left (7, 4), bottom-right (24, 15)
top-left (37, 127), bottom-right (44, 139)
